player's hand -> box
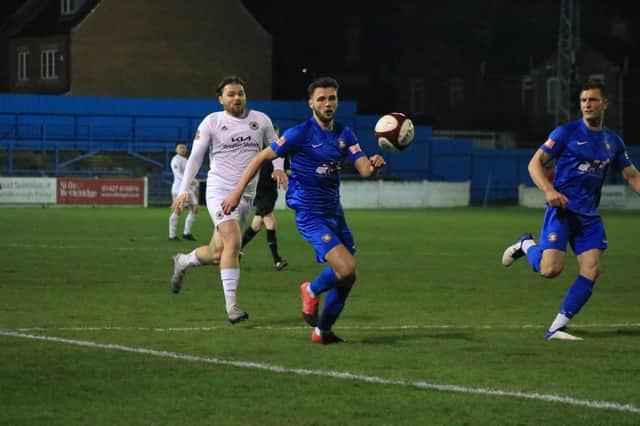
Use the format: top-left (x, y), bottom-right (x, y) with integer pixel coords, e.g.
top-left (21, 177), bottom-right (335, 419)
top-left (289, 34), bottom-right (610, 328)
top-left (171, 193), bottom-right (189, 214)
top-left (545, 189), bottom-right (569, 208)
top-left (271, 169), bottom-right (288, 189)
top-left (370, 154), bottom-right (386, 170)
top-left (221, 191), bottom-right (241, 215)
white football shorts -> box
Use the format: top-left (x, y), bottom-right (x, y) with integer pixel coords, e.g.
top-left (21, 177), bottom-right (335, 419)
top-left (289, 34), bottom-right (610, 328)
top-left (207, 193), bottom-right (252, 228)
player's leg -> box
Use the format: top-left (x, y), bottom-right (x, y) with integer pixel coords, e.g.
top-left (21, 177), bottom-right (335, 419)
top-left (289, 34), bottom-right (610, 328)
top-left (263, 212), bottom-right (287, 270)
top-left (170, 194), bottom-right (225, 294)
top-left (297, 210), bottom-right (356, 344)
top-left (545, 215), bottom-right (606, 340)
top-left (215, 195), bottom-right (251, 323)
top-left (502, 207), bottom-right (567, 276)
top-left (182, 196), bottom-right (198, 240)
top-left (169, 192), bottom-right (181, 240)
top-left (310, 244), bottom-right (356, 344)
top-left (217, 218), bottom-right (248, 323)
top-left (241, 213), bottom-right (262, 249)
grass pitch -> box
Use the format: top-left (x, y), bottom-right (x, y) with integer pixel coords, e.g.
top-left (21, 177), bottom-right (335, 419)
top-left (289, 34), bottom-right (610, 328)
top-left (1, 206), bottom-right (639, 425)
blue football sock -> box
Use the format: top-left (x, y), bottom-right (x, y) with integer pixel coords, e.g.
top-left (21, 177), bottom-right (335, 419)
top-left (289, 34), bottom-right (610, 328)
top-left (317, 285), bottom-right (352, 331)
top-left (525, 245), bottom-right (543, 273)
top-left (560, 275), bottom-right (595, 318)
top-left (309, 266), bottom-right (339, 295)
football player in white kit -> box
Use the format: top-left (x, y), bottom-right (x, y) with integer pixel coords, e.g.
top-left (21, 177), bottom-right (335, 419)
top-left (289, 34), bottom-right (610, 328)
top-left (170, 76), bottom-right (287, 324)
top-left (169, 142), bottom-right (199, 241)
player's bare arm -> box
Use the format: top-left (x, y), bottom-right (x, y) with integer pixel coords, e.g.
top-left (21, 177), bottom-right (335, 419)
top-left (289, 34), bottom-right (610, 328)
top-left (355, 154), bottom-right (385, 177)
top-left (622, 164), bottom-right (640, 195)
top-left (529, 149), bottom-right (568, 208)
top-left (171, 193), bottom-right (190, 214)
top-left (271, 169), bottom-right (288, 189)
top-left (221, 147), bottom-right (278, 214)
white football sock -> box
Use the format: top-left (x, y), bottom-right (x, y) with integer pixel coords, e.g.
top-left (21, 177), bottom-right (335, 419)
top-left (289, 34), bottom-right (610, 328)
top-left (548, 313), bottom-right (570, 332)
top-left (185, 250), bottom-right (201, 267)
top-left (220, 268), bottom-right (240, 312)
top-left (184, 211), bottom-right (195, 235)
top-left (522, 239), bottom-right (536, 254)
top-left (169, 212), bottom-right (179, 238)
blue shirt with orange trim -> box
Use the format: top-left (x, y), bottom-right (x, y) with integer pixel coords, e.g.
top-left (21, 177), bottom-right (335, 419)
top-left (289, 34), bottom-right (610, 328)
top-left (269, 117), bottom-right (365, 213)
top-left (541, 119), bottom-right (632, 215)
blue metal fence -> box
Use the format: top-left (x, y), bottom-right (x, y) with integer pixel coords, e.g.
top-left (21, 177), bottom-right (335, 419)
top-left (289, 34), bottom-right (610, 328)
top-left (1, 94), bottom-right (638, 204)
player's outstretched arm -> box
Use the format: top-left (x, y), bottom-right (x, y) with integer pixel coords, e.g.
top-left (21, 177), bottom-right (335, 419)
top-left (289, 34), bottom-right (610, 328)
top-left (529, 149), bottom-right (568, 208)
top-left (354, 154), bottom-right (385, 177)
top-left (622, 164), bottom-right (640, 195)
top-left (221, 147), bottom-right (278, 214)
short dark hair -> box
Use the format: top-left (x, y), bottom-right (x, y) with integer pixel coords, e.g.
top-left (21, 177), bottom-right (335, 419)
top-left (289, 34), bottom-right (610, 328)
top-left (581, 81), bottom-right (608, 99)
top-left (307, 76), bottom-right (339, 99)
top-left (216, 75), bottom-right (246, 97)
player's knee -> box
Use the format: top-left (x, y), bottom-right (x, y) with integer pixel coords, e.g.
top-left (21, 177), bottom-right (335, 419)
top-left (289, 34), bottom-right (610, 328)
top-left (539, 264), bottom-right (563, 278)
top-left (339, 271), bottom-right (356, 287)
top-left (335, 261), bottom-right (357, 285)
top-left (580, 264), bottom-right (600, 281)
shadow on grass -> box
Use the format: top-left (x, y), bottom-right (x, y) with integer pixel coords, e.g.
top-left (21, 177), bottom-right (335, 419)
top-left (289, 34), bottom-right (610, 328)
top-left (572, 328), bottom-right (640, 339)
top-left (356, 331), bottom-right (476, 345)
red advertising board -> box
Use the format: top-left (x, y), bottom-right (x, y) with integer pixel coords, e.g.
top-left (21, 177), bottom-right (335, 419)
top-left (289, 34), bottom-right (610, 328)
top-left (57, 178), bottom-right (146, 205)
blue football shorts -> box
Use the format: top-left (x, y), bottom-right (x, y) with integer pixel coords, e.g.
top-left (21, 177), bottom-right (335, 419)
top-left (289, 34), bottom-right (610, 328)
top-left (294, 209), bottom-right (356, 263)
top-left (539, 207), bottom-right (607, 255)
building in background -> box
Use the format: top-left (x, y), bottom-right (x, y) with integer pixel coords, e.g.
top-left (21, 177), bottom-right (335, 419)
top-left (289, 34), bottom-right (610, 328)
top-left (1, 0), bottom-right (273, 99)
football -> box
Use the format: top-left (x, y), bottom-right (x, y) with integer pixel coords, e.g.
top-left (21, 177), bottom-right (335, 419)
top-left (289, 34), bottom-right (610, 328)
top-left (374, 112), bottom-right (415, 152)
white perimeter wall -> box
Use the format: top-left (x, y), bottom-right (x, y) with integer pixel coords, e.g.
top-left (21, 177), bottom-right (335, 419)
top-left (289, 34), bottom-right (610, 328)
top-left (275, 181), bottom-right (470, 209)
top-left (519, 184), bottom-right (640, 210)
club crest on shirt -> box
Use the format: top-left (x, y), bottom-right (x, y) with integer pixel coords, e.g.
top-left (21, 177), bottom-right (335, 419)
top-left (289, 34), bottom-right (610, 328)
top-left (349, 143), bottom-right (361, 154)
top-left (249, 121), bottom-right (259, 130)
top-left (605, 143), bottom-right (611, 151)
top-left (322, 233), bottom-right (332, 243)
top-left (547, 233), bottom-right (558, 242)
top-left (221, 125), bottom-right (228, 131)
top-left (544, 139), bottom-right (555, 149)
top-left (338, 138), bottom-right (346, 150)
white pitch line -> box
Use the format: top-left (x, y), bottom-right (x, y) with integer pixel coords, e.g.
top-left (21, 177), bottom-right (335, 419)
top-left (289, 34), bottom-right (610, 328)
top-left (1, 330), bottom-right (639, 415)
top-left (7, 322), bottom-right (640, 333)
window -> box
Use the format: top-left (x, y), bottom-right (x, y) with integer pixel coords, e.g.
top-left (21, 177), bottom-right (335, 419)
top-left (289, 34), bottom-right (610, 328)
top-left (61, 0), bottom-right (74, 15)
top-left (17, 50), bottom-right (29, 81)
top-left (409, 79), bottom-right (425, 116)
top-left (546, 77), bottom-right (559, 115)
top-left (41, 48), bottom-right (58, 79)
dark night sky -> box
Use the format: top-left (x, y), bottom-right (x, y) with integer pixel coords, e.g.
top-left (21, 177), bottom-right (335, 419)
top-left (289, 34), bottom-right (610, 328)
top-left (242, 0), bottom-right (639, 105)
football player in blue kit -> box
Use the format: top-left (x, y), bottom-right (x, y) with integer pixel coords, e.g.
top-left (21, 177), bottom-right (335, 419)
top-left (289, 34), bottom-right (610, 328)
top-left (502, 81), bottom-right (640, 340)
top-left (222, 76), bottom-right (386, 344)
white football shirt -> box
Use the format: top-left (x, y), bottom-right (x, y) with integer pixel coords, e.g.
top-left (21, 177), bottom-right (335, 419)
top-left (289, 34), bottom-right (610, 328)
top-left (178, 109), bottom-right (278, 199)
top-left (170, 154), bottom-right (187, 195)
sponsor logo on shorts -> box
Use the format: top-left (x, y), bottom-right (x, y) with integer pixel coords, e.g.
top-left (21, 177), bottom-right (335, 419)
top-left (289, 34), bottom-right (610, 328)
top-left (548, 233), bottom-right (558, 242)
top-left (215, 209), bottom-right (224, 220)
top-left (322, 233), bottom-right (332, 243)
